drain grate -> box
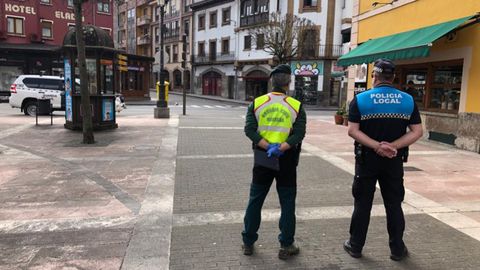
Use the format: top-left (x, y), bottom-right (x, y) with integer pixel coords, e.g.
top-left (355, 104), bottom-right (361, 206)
top-left (404, 166), bottom-right (422, 172)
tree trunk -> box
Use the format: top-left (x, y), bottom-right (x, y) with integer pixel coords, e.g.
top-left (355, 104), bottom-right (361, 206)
top-left (73, 0), bottom-right (94, 144)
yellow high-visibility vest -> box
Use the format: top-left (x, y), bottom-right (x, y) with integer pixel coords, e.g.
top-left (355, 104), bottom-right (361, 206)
top-left (254, 92), bottom-right (301, 143)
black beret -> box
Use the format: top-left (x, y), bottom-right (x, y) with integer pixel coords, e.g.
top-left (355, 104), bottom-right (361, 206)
top-left (373, 58), bottom-right (395, 74)
top-left (270, 64), bottom-right (291, 77)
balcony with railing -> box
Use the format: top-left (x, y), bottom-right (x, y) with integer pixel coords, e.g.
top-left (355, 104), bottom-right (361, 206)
top-left (194, 52), bottom-right (235, 65)
top-left (165, 10), bottom-right (180, 20)
top-left (137, 35), bottom-right (151, 45)
top-left (298, 45), bottom-right (344, 59)
top-left (137, 16), bottom-right (152, 26)
top-left (164, 29), bottom-right (180, 42)
top-left (240, 13), bottom-right (269, 27)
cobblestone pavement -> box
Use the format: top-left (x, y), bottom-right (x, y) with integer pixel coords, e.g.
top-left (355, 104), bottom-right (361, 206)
top-left (2, 94), bottom-right (480, 269)
top-left (170, 111), bottom-right (480, 269)
top-left (0, 105), bottom-right (175, 269)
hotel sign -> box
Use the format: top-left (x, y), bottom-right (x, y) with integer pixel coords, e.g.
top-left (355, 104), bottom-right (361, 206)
top-left (5, 3), bottom-right (83, 21)
top-left (4, 3), bottom-right (36, 15)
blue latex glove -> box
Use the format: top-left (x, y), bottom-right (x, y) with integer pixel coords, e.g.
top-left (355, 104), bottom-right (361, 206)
top-left (267, 144), bottom-right (283, 157)
top-left (267, 143), bottom-right (279, 157)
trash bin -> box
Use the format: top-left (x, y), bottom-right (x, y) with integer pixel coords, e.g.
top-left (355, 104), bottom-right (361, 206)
top-left (156, 81), bottom-right (170, 101)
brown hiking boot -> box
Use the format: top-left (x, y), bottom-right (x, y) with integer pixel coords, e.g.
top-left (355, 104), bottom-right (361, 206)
top-left (242, 244), bottom-right (254, 256)
top-left (278, 244), bottom-right (300, 260)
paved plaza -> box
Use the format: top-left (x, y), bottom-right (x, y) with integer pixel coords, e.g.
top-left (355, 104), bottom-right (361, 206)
top-left (1, 95), bottom-right (480, 269)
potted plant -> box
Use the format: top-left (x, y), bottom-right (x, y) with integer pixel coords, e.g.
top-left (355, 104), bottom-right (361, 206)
top-left (335, 105), bottom-right (345, 125)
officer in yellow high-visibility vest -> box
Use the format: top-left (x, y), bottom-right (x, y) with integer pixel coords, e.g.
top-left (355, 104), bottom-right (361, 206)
top-left (241, 64), bottom-right (307, 260)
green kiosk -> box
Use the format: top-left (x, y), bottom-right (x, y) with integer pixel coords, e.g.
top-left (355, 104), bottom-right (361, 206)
top-left (63, 25), bottom-right (118, 130)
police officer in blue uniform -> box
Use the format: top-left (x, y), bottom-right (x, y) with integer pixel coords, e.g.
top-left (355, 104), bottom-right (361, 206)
top-left (343, 59), bottom-right (423, 261)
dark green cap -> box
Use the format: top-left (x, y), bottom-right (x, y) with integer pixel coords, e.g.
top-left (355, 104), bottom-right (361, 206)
top-left (270, 64), bottom-right (291, 77)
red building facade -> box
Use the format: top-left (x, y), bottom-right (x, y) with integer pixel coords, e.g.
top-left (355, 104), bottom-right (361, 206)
top-left (0, 0), bottom-right (113, 93)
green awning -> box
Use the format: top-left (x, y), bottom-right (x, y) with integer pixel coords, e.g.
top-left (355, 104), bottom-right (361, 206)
top-left (337, 15), bottom-right (476, 66)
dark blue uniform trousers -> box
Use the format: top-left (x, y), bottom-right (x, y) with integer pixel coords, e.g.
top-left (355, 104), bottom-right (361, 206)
top-left (242, 149), bottom-right (298, 247)
top-left (349, 152), bottom-right (406, 255)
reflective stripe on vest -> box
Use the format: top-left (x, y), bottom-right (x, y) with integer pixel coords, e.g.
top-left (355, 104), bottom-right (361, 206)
top-left (254, 93), bottom-right (301, 143)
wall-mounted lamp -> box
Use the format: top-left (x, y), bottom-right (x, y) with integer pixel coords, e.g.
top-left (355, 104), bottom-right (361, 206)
top-left (372, 0), bottom-right (398, 7)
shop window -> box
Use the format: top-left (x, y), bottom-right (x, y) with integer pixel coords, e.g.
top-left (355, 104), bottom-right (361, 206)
top-left (222, 8), bottom-right (231, 25)
top-left (198, 14), bottom-right (205, 30)
top-left (403, 70), bottom-right (427, 109)
top-left (295, 75), bottom-right (318, 105)
top-left (41, 20), bottom-right (53, 39)
top-left (256, 34), bottom-right (264, 49)
top-left (244, 35), bottom-right (252, 50)
top-left (7, 17), bottom-right (24, 35)
top-left (222, 38), bottom-right (230, 54)
top-left (209, 11), bottom-right (217, 28)
top-left (100, 59), bottom-right (114, 94)
top-left (97, 1), bottom-right (110, 13)
top-left (430, 65), bottom-right (462, 111)
top-left (398, 60), bottom-right (463, 113)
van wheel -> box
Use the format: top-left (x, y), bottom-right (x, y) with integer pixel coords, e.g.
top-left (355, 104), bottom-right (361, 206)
top-left (24, 101), bottom-right (37, 116)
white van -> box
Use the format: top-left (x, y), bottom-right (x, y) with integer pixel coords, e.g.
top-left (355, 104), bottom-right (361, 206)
top-left (9, 75), bottom-right (125, 116)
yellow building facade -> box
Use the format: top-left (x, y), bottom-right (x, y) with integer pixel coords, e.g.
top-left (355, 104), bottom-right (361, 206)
top-left (342, 0), bottom-right (480, 152)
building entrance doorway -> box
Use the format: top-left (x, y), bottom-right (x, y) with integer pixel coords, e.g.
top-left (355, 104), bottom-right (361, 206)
top-left (244, 70), bottom-right (269, 101)
top-left (202, 71), bottom-right (222, 96)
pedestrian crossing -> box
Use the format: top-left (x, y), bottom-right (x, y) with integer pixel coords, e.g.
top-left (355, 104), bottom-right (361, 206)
top-left (171, 104), bottom-right (247, 110)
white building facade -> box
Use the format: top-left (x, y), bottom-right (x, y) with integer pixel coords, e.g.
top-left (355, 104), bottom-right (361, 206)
top-left (191, 0), bottom-right (238, 98)
top-left (190, 0), bottom-right (352, 105)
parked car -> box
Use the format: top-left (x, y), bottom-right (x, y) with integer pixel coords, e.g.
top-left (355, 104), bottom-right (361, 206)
top-left (9, 75), bottom-right (125, 116)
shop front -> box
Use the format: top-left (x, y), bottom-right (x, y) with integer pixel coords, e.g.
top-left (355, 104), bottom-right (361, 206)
top-left (340, 11), bottom-right (480, 152)
top-left (243, 70), bottom-right (269, 101)
top-left (117, 54), bottom-right (154, 101)
top-left (0, 44), bottom-right (62, 96)
top-left (290, 61), bottom-right (324, 105)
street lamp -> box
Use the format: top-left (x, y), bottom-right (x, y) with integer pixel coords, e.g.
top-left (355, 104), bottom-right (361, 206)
top-left (230, 19), bottom-right (239, 100)
top-left (154, 0), bottom-right (170, 118)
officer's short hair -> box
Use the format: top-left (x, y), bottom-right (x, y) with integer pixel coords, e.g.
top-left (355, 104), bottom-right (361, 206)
top-left (272, 73), bottom-right (291, 88)
top-left (373, 58), bottom-right (395, 82)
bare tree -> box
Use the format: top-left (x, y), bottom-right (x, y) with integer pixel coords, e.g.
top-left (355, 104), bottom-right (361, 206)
top-left (249, 12), bottom-right (313, 64)
top-left (73, 0), bottom-right (94, 144)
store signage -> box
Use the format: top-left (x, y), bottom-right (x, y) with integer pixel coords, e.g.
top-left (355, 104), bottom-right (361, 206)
top-left (100, 59), bottom-right (113, 65)
top-left (291, 61), bottom-right (324, 76)
top-left (4, 3), bottom-right (36, 15)
top-left (117, 54), bottom-right (128, 72)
